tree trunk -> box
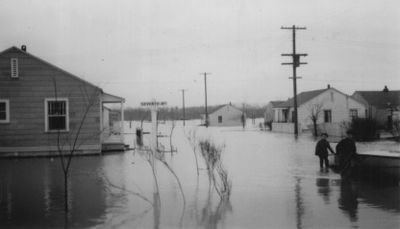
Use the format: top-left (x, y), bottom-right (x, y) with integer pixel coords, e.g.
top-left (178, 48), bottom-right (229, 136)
top-left (313, 120), bottom-right (318, 137)
top-left (64, 172), bottom-right (69, 213)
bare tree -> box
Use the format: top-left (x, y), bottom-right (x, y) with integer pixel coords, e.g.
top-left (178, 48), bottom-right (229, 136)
top-left (307, 103), bottom-right (324, 137)
top-left (199, 139), bottom-right (232, 200)
top-left (51, 78), bottom-right (102, 213)
top-left (186, 128), bottom-right (200, 176)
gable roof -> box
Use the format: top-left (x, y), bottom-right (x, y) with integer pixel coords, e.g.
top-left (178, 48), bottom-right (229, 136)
top-left (209, 104), bottom-right (242, 114)
top-left (353, 90), bottom-right (400, 109)
top-left (277, 88), bottom-right (328, 108)
top-left (0, 46), bottom-right (102, 92)
top-left (269, 100), bottom-right (285, 107)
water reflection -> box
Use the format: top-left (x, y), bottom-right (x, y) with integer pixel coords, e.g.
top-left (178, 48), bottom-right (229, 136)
top-left (338, 180), bottom-right (359, 222)
top-left (196, 188), bottom-right (232, 229)
top-left (316, 177), bottom-right (331, 204)
top-left (295, 177), bottom-right (304, 229)
top-left (0, 158), bottom-right (108, 228)
top-left (153, 191), bottom-right (161, 229)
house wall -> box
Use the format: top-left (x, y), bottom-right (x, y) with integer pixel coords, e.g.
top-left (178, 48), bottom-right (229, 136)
top-left (297, 89), bottom-right (366, 136)
top-left (208, 105), bottom-right (243, 126)
top-left (271, 122), bottom-right (299, 133)
top-left (0, 48), bottom-right (101, 156)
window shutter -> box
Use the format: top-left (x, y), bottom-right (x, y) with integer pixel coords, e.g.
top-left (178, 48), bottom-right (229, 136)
top-left (10, 58), bottom-right (19, 78)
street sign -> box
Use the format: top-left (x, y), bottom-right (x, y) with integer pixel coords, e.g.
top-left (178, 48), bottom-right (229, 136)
top-left (141, 101), bottom-right (167, 106)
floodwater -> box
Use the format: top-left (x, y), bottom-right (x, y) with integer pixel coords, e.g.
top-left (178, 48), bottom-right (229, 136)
top-left (1, 120), bottom-right (399, 229)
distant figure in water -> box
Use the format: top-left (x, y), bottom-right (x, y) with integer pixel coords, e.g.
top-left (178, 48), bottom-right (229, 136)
top-left (315, 133), bottom-right (335, 169)
top-left (336, 130), bottom-right (357, 173)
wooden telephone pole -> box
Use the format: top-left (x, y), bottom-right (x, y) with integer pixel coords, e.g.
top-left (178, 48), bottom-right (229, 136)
top-left (281, 25), bottom-right (307, 136)
top-left (201, 72), bottom-right (211, 127)
top-left (180, 89), bottom-right (187, 126)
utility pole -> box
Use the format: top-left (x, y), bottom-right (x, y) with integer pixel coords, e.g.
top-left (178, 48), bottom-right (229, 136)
top-left (281, 25), bottom-right (307, 136)
top-left (180, 89), bottom-right (187, 126)
top-left (201, 72), bottom-right (211, 127)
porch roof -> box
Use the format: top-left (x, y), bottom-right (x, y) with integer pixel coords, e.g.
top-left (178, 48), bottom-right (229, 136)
top-left (102, 92), bottom-right (125, 103)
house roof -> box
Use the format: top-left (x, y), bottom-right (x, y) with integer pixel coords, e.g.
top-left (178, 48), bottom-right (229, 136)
top-left (277, 88), bottom-right (328, 108)
top-left (209, 103), bottom-right (242, 114)
top-left (0, 46), bottom-right (105, 92)
top-left (102, 92), bottom-right (125, 103)
top-left (269, 100), bottom-right (285, 107)
top-left (353, 90), bottom-right (400, 109)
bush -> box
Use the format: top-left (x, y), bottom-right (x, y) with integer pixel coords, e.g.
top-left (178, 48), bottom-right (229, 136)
top-left (264, 120), bottom-right (272, 131)
top-left (348, 118), bottom-right (379, 141)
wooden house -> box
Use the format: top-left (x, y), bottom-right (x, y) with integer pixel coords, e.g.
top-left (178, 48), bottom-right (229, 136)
top-left (208, 103), bottom-right (245, 126)
top-left (272, 85), bottom-right (366, 136)
top-left (0, 46), bottom-right (125, 157)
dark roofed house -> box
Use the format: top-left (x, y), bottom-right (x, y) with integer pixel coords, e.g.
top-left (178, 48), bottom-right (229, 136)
top-left (352, 86), bottom-right (400, 129)
top-left (0, 46), bottom-right (125, 157)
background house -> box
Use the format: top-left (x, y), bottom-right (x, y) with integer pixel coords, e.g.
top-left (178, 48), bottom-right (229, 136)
top-left (0, 46), bottom-right (125, 157)
top-left (264, 101), bottom-right (284, 123)
top-left (272, 85), bottom-right (366, 136)
top-left (352, 86), bottom-right (400, 129)
top-left (208, 103), bottom-right (245, 126)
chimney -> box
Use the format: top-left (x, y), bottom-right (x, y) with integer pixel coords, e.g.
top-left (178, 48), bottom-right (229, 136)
top-left (327, 84), bottom-right (330, 89)
top-left (21, 45), bottom-right (26, 52)
top-left (383, 85), bottom-right (389, 93)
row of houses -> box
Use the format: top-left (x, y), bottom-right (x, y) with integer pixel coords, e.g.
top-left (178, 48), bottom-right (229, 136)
top-left (0, 46), bottom-right (126, 157)
top-left (1, 45), bottom-right (398, 156)
top-left (265, 85), bottom-right (400, 137)
top-left (201, 85), bottom-right (399, 136)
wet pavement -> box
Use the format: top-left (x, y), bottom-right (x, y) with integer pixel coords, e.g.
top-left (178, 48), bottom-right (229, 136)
top-left (0, 121), bottom-right (399, 228)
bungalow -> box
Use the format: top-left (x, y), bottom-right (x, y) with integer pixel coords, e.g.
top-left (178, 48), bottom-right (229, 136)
top-left (264, 100), bottom-right (285, 123)
top-left (208, 103), bottom-right (245, 126)
top-left (352, 86), bottom-right (400, 129)
top-left (272, 85), bottom-right (366, 136)
top-left (0, 46), bottom-right (125, 157)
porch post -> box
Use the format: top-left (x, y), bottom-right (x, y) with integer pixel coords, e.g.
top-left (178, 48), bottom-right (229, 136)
top-left (120, 101), bottom-right (124, 143)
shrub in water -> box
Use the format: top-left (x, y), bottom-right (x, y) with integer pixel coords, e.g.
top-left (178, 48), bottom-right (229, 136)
top-left (348, 118), bottom-right (378, 141)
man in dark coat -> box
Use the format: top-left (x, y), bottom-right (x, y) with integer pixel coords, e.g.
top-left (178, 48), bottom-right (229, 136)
top-left (315, 133), bottom-right (335, 169)
top-left (336, 130), bottom-right (357, 172)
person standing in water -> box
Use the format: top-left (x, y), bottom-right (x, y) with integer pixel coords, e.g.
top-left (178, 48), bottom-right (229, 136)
top-left (315, 133), bottom-right (335, 169)
top-left (336, 130), bottom-right (357, 174)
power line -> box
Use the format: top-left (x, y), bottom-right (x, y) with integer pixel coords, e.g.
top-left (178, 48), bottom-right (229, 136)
top-left (281, 25), bottom-right (307, 136)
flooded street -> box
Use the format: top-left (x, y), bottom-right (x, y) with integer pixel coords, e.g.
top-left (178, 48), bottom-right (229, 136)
top-left (1, 121), bottom-right (399, 228)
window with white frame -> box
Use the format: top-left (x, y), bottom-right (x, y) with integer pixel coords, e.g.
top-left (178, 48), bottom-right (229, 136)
top-left (0, 99), bottom-right (10, 123)
top-left (10, 58), bottom-right (19, 78)
top-left (349, 109), bottom-right (358, 119)
top-left (45, 98), bottom-right (69, 131)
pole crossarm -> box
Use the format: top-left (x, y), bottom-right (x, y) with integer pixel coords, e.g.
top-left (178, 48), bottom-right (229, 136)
top-left (281, 26), bottom-right (306, 30)
top-left (281, 54), bottom-right (308, 57)
top-left (281, 62), bottom-right (307, 65)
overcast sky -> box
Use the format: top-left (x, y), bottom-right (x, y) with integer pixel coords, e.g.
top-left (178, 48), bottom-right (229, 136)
top-left (0, 0), bottom-right (399, 107)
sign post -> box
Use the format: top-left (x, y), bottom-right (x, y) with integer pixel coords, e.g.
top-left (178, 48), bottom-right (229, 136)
top-left (141, 100), bottom-right (167, 151)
